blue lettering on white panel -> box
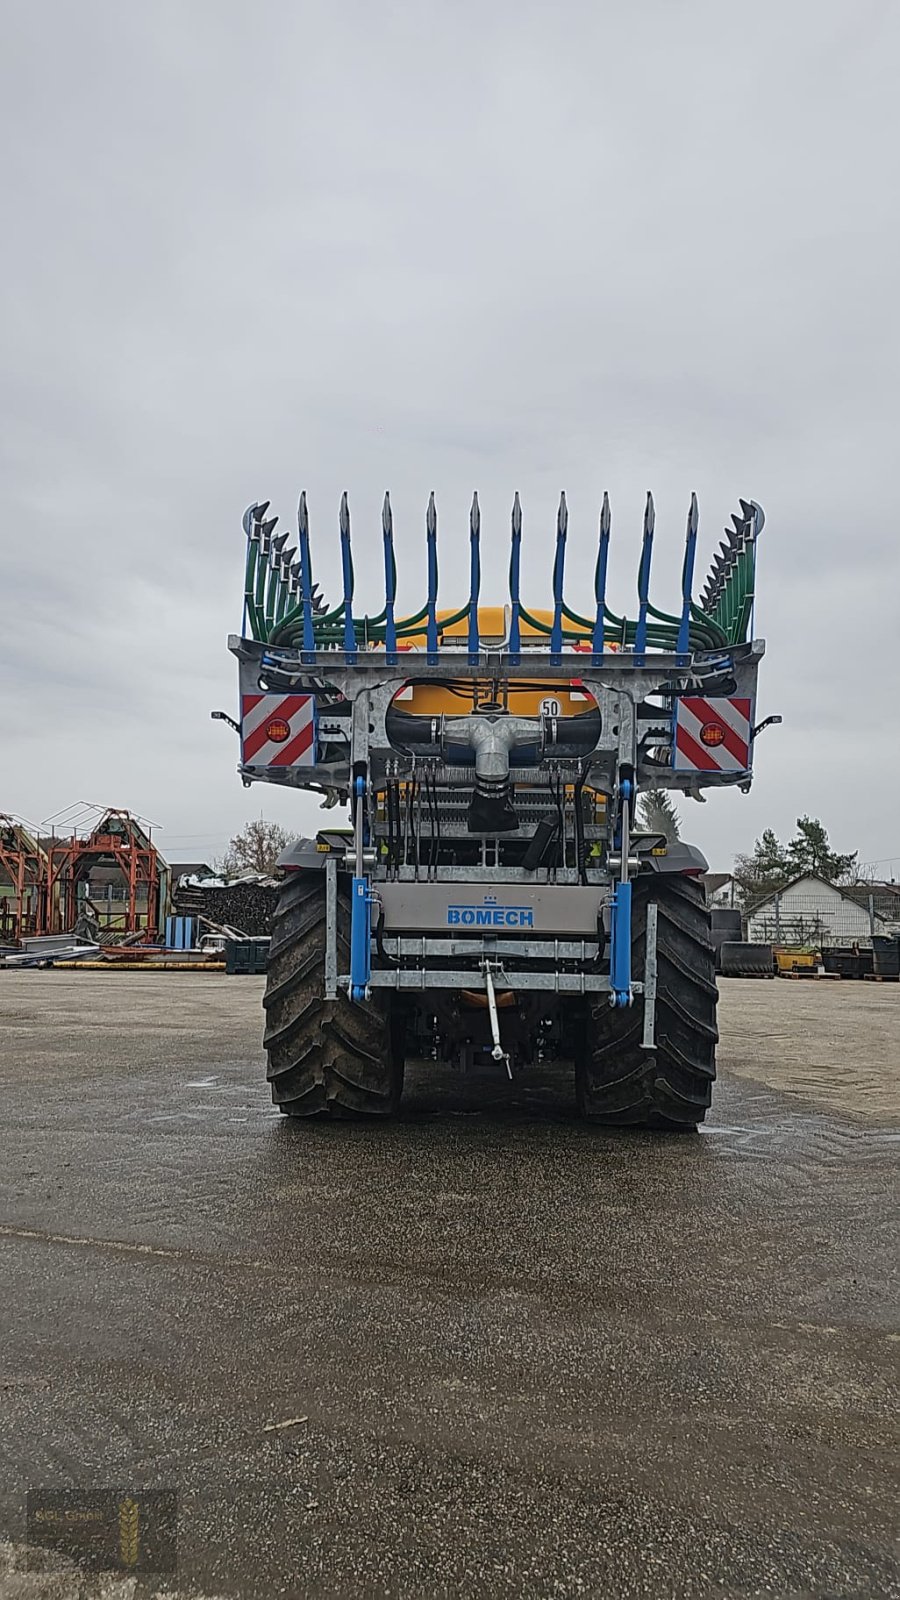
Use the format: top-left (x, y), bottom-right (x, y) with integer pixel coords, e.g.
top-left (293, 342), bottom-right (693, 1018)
top-left (447, 898), bottom-right (534, 929)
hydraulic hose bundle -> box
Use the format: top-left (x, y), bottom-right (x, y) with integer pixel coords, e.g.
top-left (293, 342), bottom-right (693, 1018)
top-left (240, 490), bottom-right (763, 658)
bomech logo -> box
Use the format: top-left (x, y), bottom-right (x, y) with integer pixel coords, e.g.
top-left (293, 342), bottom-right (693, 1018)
top-left (447, 896), bottom-right (534, 928)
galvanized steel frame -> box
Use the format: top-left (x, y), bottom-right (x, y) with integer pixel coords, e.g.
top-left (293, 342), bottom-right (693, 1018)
top-left (230, 635), bottom-right (764, 797)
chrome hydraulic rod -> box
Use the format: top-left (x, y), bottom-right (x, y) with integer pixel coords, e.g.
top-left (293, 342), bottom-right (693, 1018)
top-left (483, 961), bottom-right (513, 1079)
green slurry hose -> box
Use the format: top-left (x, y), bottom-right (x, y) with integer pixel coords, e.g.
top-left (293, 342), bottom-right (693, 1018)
top-left (240, 493), bottom-right (762, 654)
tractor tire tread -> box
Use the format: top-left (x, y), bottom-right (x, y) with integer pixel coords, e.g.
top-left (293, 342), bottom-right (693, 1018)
top-left (576, 875), bottom-right (717, 1129)
top-left (263, 872), bottom-right (402, 1118)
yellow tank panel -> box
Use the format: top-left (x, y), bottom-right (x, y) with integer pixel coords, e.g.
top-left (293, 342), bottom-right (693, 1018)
top-left (387, 606), bottom-right (595, 717)
top-left (395, 679), bottom-right (593, 717)
top-left (394, 606), bottom-right (588, 647)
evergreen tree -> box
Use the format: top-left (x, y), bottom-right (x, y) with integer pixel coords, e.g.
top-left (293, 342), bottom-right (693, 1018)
top-left (733, 828), bottom-right (790, 906)
top-left (785, 816), bottom-right (857, 883)
top-left (636, 787), bottom-right (681, 841)
top-left (733, 818), bottom-right (857, 906)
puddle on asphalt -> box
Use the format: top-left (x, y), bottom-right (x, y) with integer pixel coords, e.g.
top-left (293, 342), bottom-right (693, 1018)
top-left (701, 1111), bottom-right (900, 1167)
top-left (702, 1124), bottom-right (777, 1137)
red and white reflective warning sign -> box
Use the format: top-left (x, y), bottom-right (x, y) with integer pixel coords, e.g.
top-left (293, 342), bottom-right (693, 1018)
top-left (673, 696), bottom-right (752, 773)
top-left (240, 693), bottom-right (317, 768)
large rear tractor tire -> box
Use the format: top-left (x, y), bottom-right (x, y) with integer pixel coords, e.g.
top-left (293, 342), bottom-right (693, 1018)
top-left (575, 875), bottom-right (717, 1129)
top-left (263, 872), bottom-right (403, 1118)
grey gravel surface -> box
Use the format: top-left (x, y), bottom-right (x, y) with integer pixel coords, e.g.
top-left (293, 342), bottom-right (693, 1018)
top-left (0, 973), bottom-right (897, 1599)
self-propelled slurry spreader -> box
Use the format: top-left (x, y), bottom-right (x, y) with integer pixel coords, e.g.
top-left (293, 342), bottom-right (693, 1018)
top-left (227, 489), bottom-right (768, 1126)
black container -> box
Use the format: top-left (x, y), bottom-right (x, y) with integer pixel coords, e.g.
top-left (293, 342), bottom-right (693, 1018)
top-left (719, 941), bottom-right (774, 977)
top-left (872, 935), bottom-right (900, 978)
top-left (225, 937), bottom-right (271, 976)
top-left (821, 946), bottom-right (874, 979)
top-left (710, 908), bottom-right (743, 969)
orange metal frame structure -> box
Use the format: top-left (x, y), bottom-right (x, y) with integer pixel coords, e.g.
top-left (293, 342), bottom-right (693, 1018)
top-left (0, 818), bottom-right (47, 941)
top-left (45, 812), bottom-right (164, 939)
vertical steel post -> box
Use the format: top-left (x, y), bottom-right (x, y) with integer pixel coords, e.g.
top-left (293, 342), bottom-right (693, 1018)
top-left (324, 854), bottom-right (338, 999)
top-left (641, 901), bottom-right (659, 1049)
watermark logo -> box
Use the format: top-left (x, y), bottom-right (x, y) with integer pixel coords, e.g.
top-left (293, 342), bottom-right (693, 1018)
top-left (118, 1497), bottom-right (139, 1569)
top-left (26, 1489), bottom-right (177, 1574)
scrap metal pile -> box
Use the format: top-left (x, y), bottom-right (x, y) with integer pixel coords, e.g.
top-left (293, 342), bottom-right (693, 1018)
top-left (173, 873), bottom-right (279, 937)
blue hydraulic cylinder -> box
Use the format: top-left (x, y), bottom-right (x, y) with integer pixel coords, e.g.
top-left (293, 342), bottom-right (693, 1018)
top-left (609, 775), bottom-right (633, 1007)
top-left (608, 880), bottom-right (633, 1007)
top-left (550, 492), bottom-right (567, 663)
top-left (676, 492), bottom-right (699, 658)
top-left (634, 492), bottom-right (655, 657)
top-left (297, 492), bottom-right (317, 662)
top-left (467, 493), bottom-right (481, 662)
top-left (592, 492), bottom-right (611, 665)
top-left (426, 492), bottom-right (439, 664)
top-left (508, 492), bottom-right (522, 663)
top-left (349, 876), bottom-right (372, 1002)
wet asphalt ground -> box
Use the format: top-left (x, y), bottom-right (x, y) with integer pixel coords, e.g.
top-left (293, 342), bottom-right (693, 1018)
top-left (0, 973), bottom-right (897, 1599)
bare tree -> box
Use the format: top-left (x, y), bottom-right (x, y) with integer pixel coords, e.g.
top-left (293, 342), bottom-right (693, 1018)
top-left (219, 818), bottom-right (295, 876)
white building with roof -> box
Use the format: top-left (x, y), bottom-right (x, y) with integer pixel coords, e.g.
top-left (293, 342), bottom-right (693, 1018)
top-left (746, 873), bottom-right (890, 948)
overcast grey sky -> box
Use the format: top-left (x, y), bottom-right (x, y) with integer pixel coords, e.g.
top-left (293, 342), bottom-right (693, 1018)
top-left (2, 0), bottom-right (898, 871)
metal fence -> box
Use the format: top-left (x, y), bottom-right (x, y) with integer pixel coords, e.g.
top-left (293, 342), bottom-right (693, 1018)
top-left (743, 891), bottom-right (900, 949)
